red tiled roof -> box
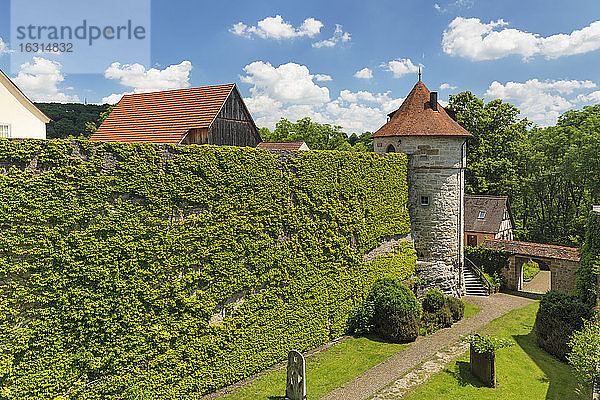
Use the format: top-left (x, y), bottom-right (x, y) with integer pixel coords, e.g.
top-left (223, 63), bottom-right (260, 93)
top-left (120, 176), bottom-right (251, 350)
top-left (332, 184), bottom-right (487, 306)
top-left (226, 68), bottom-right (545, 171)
top-left (482, 239), bottom-right (580, 262)
top-left (256, 141), bottom-right (308, 150)
top-left (372, 81), bottom-right (472, 138)
top-left (90, 83), bottom-right (235, 144)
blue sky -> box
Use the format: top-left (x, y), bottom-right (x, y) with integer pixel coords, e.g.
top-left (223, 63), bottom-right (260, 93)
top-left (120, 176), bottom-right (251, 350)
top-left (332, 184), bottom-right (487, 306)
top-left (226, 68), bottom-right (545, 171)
top-left (2, 0), bottom-right (600, 133)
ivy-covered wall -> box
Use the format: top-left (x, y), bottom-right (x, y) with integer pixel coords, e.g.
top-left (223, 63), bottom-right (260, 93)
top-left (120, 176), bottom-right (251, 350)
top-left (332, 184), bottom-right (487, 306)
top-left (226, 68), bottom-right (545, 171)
top-left (0, 140), bottom-right (414, 399)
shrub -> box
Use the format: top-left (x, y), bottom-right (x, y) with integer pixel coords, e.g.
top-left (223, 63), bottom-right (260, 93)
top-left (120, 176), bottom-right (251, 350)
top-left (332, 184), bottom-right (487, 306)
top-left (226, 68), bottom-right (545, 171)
top-left (535, 290), bottom-right (593, 360)
top-left (464, 246), bottom-right (510, 277)
top-left (446, 296), bottom-right (465, 322)
top-left (368, 277), bottom-right (421, 342)
top-left (422, 289), bottom-right (445, 313)
top-left (574, 211), bottom-right (600, 307)
top-left (422, 289), bottom-right (454, 328)
top-left (464, 334), bottom-right (513, 354)
top-left (567, 312), bottom-right (600, 385)
top-left (522, 261), bottom-right (540, 281)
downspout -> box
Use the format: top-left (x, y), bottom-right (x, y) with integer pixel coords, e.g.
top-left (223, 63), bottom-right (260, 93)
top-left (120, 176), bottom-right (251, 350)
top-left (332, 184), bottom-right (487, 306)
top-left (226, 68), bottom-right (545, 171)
top-left (459, 139), bottom-right (466, 295)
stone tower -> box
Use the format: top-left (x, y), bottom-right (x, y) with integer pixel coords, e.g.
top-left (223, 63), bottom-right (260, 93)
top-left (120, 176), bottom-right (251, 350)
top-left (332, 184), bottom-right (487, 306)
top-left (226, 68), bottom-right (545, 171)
top-left (372, 80), bottom-right (472, 296)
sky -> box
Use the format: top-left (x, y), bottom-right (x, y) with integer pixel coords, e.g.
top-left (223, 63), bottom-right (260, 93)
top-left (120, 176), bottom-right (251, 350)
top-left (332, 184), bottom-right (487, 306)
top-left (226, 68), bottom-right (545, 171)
top-left (2, 0), bottom-right (600, 133)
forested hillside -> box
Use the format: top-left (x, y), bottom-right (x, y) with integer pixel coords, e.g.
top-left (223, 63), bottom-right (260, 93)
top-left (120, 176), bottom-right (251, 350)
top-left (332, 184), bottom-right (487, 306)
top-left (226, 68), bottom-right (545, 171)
top-left (35, 103), bottom-right (112, 139)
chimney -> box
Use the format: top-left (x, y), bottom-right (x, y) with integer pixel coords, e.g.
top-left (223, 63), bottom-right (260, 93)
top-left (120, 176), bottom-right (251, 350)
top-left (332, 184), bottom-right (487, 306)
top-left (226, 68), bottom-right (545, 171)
top-left (430, 92), bottom-right (438, 111)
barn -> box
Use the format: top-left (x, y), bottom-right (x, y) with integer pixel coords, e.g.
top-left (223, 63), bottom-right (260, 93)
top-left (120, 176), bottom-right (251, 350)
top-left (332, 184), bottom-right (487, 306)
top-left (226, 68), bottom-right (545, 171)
top-left (90, 83), bottom-right (261, 147)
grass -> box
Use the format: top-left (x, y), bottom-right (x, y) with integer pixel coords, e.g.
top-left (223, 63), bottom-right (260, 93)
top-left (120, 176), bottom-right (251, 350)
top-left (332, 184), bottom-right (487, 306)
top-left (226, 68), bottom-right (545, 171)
top-left (220, 299), bottom-right (483, 400)
top-left (464, 301), bottom-right (482, 319)
top-left (220, 336), bottom-right (408, 400)
top-left (401, 302), bottom-right (590, 400)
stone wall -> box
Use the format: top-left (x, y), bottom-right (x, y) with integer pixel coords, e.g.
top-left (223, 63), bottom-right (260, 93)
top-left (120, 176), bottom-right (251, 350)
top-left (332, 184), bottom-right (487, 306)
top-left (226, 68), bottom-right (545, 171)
top-left (375, 135), bottom-right (468, 296)
top-left (504, 255), bottom-right (579, 293)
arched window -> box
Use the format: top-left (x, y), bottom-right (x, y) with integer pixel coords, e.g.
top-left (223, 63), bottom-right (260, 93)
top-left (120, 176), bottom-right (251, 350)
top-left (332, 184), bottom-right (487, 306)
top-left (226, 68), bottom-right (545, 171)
top-left (386, 144), bottom-right (395, 153)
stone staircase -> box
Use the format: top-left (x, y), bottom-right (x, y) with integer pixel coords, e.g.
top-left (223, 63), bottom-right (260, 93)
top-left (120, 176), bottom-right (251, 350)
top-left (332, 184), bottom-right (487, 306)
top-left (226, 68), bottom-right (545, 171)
top-left (463, 265), bottom-right (489, 296)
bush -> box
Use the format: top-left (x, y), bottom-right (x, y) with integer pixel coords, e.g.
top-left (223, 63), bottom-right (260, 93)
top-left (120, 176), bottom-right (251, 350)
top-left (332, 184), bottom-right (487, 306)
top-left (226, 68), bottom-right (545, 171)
top-left (367, 277), bottom-right (421, 342)
top-left (422, 289), bottom-right (453, 328)
top-left (465, 246), bottom-right (510, 277)
top-left (446, 296), bottom-right (465, 322)
top-left (464, 334), bottom-right (513, 354)
top-left (567, 312), bottom-right (600, 385)
top-left (422, 289), bottom-right (445, 313)
top-left (574, 211), bottom-right (600, 307)
top-left (535, 290), bottom-right (593, 360)
top-left (522, 261), bottom-right (540, 281)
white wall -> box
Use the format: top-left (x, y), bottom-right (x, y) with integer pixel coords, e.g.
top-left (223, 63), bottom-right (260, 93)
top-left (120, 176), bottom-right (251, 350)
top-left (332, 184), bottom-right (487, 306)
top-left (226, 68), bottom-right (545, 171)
top-left (0, 81), bottom-right (46, 140)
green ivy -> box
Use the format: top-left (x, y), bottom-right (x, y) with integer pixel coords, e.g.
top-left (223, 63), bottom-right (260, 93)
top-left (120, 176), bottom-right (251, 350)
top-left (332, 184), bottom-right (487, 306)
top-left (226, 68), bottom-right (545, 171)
top-left (464, 245), bottom-right (510, 276)
top-left (0, 139), bottom-right (413, 399)
top-left (575, 211), bottom-right (600, 307)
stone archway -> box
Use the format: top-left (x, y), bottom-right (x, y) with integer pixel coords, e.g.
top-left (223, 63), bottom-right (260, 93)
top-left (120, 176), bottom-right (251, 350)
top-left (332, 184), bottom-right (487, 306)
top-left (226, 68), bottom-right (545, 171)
top-left (483, 239), bottom-right (580, 294)
top-left (386, 144), bottom-right (395, 153)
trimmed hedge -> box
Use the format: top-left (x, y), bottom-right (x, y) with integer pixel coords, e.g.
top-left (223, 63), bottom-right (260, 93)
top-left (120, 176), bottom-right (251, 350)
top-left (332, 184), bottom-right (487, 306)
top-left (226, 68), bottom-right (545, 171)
top-left (464, 245), bottom-right (510, 276)
top-left (0, 140), bottom-right (414, 399)
top-left (446, 296), bottom-right (465, 322)
top-left (421, 289), bottom-right (454, 328)
top-left (369, 277), bottom-right (421, 342)
top-left (535, 290), bottom-right (592, 361)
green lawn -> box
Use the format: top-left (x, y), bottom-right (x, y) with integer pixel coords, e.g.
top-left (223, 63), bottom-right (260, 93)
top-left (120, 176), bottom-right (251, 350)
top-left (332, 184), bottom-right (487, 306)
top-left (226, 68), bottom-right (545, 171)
top-left (220, 300), bottom-right (483, 400)
top-left (221, 336), bottom-right (408, 400)
top-left (401, 302), bottom-right (589, 400)
top-left (464, 301), bottom-right (482, 319)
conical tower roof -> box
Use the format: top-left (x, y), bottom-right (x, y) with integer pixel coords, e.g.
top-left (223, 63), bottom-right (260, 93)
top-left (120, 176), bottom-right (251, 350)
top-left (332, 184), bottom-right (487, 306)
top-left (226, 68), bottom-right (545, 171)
top-left (372, 81), bottom-right (472, 138)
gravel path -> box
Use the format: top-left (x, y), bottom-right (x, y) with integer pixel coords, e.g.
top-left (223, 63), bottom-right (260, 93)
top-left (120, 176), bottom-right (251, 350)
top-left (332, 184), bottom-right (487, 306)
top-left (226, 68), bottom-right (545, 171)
top-left (320, 294), bottom-right (535, 400)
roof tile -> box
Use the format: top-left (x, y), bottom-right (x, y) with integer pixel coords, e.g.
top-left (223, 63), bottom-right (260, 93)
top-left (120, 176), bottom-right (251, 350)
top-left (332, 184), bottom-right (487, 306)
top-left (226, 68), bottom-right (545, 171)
top-left (372, 81), bottom-right (472, 138)
top-left (90, 84), bottom-right (235, 144)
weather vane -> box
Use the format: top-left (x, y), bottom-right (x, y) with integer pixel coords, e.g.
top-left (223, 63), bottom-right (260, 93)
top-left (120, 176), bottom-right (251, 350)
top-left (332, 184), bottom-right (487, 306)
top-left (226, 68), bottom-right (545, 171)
top-left (418, 67), bottom-right (422, 82)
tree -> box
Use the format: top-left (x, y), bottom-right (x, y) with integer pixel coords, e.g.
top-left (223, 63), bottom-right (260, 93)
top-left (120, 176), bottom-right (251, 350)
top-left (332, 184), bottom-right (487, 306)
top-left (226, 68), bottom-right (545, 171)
top-left (259, 117), bottom-right (373, 152)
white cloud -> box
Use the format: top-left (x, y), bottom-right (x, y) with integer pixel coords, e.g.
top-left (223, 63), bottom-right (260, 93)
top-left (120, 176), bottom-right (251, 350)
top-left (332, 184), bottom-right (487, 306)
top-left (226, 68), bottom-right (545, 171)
top-left (241, 61), bottom-right (330, 105)
top-left (230, 15), bottom-right (323, 40)
top-left (312, 24), bottom-right (351, 48)
top-left (354, 68), bottom-right (373, 79)
top-left (576, 90), bottom-right (600, 103)
top-left (382, 58), bottom-right (421, 78)
top-left (485, 78), bottom-right (597, 126)
top-left (12, 57), bottom-right (79, 103)
top-left (102, 61), bottom-right (192, 104)
top-left (315, 74), bottom-right (333, 81)
top-left (241, 61), bottom-right (404, 133)
top-left (443, 17), bottom-right (600, 61)
top-left (440, 83), bottom-right (458, 90)
top-left (0, 36), bottom-right (12, 56)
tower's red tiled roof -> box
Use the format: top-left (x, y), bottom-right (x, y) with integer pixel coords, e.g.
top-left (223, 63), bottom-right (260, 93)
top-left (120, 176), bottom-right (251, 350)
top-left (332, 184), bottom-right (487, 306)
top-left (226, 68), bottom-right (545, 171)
top-left (372, 81), bottom-right (472, 138)
top-left (90, 83), bottom-right (235, 144)
top-left (256, 141), bottom-right (308, 150)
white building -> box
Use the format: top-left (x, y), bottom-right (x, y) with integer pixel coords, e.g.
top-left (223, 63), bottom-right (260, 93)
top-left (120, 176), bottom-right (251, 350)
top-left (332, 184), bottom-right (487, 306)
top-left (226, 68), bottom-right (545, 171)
top-left (0, 69), bottom-right (50, 140)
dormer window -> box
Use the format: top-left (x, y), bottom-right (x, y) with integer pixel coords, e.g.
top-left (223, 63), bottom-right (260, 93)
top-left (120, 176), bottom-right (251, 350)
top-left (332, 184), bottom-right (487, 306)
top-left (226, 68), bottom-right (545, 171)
top-left (478, 211), bottom-right (486, 219)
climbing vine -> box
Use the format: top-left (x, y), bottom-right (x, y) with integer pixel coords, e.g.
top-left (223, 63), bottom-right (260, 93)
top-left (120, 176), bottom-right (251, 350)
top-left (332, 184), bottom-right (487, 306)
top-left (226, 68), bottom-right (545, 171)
top-left (0, 139), bottom-right (413, 399)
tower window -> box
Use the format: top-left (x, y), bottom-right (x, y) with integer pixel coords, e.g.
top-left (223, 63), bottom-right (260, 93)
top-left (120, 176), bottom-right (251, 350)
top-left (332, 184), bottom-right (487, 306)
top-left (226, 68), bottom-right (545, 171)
top-left (478, 211), bottom-right (486, 219)
top-left (420, 196), bottom-right (430, 206)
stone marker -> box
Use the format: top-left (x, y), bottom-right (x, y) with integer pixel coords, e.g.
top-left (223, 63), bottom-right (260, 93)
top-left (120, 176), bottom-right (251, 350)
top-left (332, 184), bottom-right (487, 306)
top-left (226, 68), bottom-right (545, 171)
top-left (286, 350), bottom-right (306, 400)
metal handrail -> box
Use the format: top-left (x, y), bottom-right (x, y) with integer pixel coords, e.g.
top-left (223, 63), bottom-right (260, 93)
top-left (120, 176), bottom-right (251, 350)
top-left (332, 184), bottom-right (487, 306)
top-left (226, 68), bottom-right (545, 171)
top-left (464, 256), bottom-right (494, 295)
